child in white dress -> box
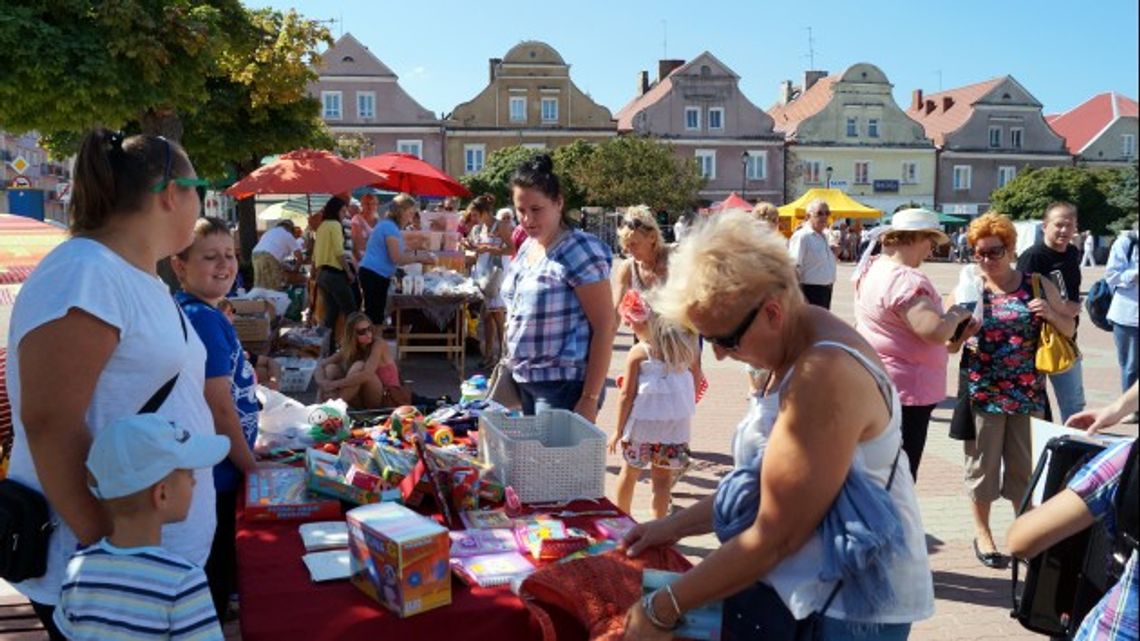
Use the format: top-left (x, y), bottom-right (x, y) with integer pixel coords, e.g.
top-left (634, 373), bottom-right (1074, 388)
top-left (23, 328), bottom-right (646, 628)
top-left (609, 290), bottom-right (700, 518)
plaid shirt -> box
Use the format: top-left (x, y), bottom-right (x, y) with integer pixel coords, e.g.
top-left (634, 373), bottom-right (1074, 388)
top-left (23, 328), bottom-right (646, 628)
top-left (1069, 440), bottom-right (1138, 641)
top-left (502, 229), bottom-right (611, 383)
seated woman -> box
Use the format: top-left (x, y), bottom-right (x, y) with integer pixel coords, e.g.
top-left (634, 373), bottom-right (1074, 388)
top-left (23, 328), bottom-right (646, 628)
top-left (313, 312), bottom-right (411, 409)
top-left (619, 211), bottom-right (934, 639)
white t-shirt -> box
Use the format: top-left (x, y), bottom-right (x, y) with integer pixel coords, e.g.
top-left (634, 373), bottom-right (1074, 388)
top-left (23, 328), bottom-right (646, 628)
top-left (788, 227), bottom-right (837, 285)
top-left (5, 238), bottom-right (216, 606)
top-left (251, 225), bottom-right (300, 262)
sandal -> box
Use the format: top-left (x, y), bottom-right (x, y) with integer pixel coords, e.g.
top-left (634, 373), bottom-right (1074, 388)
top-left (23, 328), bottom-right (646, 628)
top-left (973, 538), bottom-right (1010, 569)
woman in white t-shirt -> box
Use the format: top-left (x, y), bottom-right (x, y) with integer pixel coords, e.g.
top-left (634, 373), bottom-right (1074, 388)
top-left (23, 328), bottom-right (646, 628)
top-left (5, 130), bottom-right (214, 636)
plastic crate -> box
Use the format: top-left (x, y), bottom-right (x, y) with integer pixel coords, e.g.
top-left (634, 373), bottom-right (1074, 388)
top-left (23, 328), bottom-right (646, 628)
top-left (478, 410), bottom-right (606, 504)
top-left (275, 357), bottom-right (318, 393)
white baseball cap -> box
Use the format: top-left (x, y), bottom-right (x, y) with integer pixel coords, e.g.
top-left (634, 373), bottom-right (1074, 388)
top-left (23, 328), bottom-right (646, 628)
top-left (86, 414), bottom-right (230, 500)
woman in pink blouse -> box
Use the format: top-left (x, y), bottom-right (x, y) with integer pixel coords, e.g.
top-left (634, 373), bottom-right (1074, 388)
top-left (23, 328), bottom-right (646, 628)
top-left (854, 209), bottom-right (976, 480)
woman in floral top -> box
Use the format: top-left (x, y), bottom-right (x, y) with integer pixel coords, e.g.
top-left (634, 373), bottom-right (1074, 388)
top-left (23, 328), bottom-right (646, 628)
top-left (949, 213), bottom-right (1074, 568)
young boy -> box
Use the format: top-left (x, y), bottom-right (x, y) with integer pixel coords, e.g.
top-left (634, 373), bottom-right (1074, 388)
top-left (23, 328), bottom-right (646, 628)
top-left (54, 414), bottom-right (230, 640)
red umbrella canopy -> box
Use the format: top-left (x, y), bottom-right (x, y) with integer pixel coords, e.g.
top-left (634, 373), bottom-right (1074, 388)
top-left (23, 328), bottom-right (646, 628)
top-left (354, 153), bottom-right (470, 198)
top-left (224, 149), bottom-right (387, 200)
top-left (710, 192), bottom-right (752, 212)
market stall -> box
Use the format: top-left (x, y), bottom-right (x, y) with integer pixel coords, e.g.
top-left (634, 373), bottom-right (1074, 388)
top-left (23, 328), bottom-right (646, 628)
top-left (388, 269), bottom-right (482, 384)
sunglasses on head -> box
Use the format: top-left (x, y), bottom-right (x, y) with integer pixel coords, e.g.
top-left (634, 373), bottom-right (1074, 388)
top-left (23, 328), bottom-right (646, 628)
top-left (973, 246), bottom-right (1007, 261)
top-left (151, 137), bottom-right (210, 193)
top-left (620, 218), bottom-right (649, 231)
top-left (703, 303), bottom-right (763, 351)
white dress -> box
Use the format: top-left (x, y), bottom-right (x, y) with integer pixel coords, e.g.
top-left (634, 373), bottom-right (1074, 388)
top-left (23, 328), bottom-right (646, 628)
top-left (473, 222), bottom-right (511, 310)
top-left (621, 356), bottom-right (695, 445)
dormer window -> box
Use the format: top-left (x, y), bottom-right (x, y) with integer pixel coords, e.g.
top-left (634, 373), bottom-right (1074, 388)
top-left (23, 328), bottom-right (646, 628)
top-left (342, 56), bottom-right (355, 63)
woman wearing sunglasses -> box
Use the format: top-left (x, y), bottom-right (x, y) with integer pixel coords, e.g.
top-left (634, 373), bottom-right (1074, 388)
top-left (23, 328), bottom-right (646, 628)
top-left (613, 205), bottom-right (670, 323)
top-left (619, 211), bottom-right (933, 640)
top-left (6, 130), bottom-right (217, 637)
top-left (313, 311), bottom-right (410, 408)
top-left (947, 212), bottom-right (1074, 569)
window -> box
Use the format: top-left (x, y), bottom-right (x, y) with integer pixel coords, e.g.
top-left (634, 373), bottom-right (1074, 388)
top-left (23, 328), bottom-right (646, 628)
top-left (685, 107), bottom-right (700, 131)
top-left (708, 107), bottom-right (725, 131)
top-left (695, 150), bottom-right (716, 179)
top-left (463, 145), bottom-right (485, 175)
top-left (396, 140), bottom-right (422, 159)
top-left (867, 118), bottom-right (879, 138)
top-left (745, 151), bottom-right (766, 180)
top-left (901, 162), bottom-right (918, 184)
top-left (357, 92), bottom-right (375, 119)
top-left (522, 143), bottom-right (546, 150)
top-left (509, 96), bottom-right (526, 122)
top-left (1125, 134), bottom-right (1137, 158)
top-left (997, 166), bottom-right (1016, 187)
top-left (854, 161), bottom-right (871, 184)
top-left (321, 91), bottom-right (342, 120)
top-left (846, 117), bottom-right (858, 137)
top-left (988, 126), bottom-right (1002, 148)
top-left (952, 165), bottom-right (972, 191)
top-left (802, 160), bottom-right (822, 184)
top-left (541, 97), bottom-right (558, 122)
top-left (1010, 127), bottom-right (1023, 150)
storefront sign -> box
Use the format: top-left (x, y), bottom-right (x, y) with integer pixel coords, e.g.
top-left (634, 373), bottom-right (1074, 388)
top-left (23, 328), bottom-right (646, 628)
top-left (872, 179), bottom-right (899, 193)
top-left (945, 203), bottom-right (980, 215)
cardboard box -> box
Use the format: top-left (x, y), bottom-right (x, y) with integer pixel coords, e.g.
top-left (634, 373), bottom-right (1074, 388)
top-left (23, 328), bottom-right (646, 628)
top-left (228, 298), bottom-right (275, 347)
top-left (306, 447), bottom-right (401, 506)
top-left (244, 465), bottom-right (340, 522)
top-left (347, 503), bottom-right (451, 617)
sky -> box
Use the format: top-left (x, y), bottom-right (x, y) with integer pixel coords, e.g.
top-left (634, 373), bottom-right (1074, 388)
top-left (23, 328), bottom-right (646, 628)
top-left (252, 0), bottom-right (1139, 119)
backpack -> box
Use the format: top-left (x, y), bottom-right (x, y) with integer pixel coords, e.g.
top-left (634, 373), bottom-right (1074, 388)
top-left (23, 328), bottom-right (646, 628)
top-left (1086, 234), bottom-right (1137, 331)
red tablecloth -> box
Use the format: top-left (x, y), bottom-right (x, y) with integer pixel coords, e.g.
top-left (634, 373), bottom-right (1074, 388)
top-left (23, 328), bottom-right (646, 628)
top-left (236, 500), bottom-right (656, 641)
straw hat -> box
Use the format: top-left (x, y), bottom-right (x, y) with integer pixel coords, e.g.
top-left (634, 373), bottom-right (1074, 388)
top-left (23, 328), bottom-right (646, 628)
top-left (885, 208), bottom-right (949, 245)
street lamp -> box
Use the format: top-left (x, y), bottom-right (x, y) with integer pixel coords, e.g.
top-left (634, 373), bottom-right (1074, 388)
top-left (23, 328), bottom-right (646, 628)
top-left (740, 151), bottom-right (749, 196)
top-left (825, 166), bottom-right (833, 189)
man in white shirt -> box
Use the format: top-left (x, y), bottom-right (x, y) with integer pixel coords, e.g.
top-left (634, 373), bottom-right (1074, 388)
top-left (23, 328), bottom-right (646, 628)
top-left (788, 199), bottom-right (838, 309)
top-left (251, 220), bottom-right (302, 290)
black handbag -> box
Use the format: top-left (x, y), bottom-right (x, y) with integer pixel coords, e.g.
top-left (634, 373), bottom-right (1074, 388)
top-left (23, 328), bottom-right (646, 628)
top-left (949, 351), bottom-right (976, 441)
top-left (0, 301), bottom-right (187, 582)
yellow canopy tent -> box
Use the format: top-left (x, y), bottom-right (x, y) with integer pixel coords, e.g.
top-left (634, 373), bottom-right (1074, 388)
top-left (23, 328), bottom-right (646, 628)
top-left (776, 188), bottom-right (882, 237)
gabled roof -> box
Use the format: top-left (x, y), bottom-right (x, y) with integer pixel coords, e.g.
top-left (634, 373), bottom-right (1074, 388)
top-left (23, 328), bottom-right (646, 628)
top-left (905, 77), bottom-right (1006, 147)
top-left (766, 75), bottom-right (839, 135)
top-left (1047, 92), bottom-right (1139, 154)
top-left (615, 51), bottom-right (740, 131)
top-left (314, 33), bottom-right (396, 77)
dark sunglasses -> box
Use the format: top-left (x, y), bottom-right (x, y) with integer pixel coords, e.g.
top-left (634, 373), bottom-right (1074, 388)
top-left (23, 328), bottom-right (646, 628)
top-left (973, 246), bottom-right (1007, 261)
top-left (355, 325), bottom-right (374, 336)
top-left (620, 218), bottom-right (649, 231)
top-left (704, 304), bottom-right (763, 351)
top-left (151, 137), bottom-right (210, 193)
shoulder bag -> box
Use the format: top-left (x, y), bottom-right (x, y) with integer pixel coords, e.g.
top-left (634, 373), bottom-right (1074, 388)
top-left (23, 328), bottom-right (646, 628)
top-left (1030, 273), bottom-right (1079, 375)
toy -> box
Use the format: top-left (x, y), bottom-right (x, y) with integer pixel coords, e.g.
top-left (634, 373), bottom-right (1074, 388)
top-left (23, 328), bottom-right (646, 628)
top-left (385, 405), bottom-right (425, 443)
top-left (347, 503), bottom-right (451, 618)
top-left (449, 467), bottom-right (479, 512)
top-left (460, 375), bottom-right (489, 403)
top-left (307, 402), bottom-right (350, 443)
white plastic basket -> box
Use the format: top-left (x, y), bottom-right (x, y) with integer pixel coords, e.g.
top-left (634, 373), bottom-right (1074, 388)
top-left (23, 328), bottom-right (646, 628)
top-left (478, 410), bottom-right (606, 504)
top-left (275, 357), bottom-right (318, 393)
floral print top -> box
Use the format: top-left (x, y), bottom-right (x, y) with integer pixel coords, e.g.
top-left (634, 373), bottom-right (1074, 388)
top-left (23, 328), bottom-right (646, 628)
top-left (965, 272), bottom-right (1045, 415)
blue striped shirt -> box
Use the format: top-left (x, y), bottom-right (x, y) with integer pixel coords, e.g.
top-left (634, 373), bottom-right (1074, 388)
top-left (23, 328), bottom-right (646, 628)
top-left (502, 229), bottom-right (611, 383)
top-left (54, 540), bottom-right (222, 641)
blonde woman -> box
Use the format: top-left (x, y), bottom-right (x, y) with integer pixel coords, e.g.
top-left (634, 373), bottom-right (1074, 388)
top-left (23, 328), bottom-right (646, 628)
top-left (751, 201), bottom-right (780, 231)
top-left (613, 205), bottom-right (670, 323)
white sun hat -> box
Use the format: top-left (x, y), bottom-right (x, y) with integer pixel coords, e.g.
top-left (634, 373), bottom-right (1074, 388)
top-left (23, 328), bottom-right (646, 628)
top-left (887, 208), bottom-right (949, 245)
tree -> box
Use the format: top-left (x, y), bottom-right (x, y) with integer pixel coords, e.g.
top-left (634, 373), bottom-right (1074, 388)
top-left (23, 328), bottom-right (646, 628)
top-left (460, 145), bottom-right (540, 207)
top-left (572, 136), bottom-right (703, 213)
top-left (988, 165), bottom-right (1123, 235)
top-left (333, 133), bottom-right (375, 161)
top-left (551, 140), bottom-right (595, 213)
top-left (1104, 165), bottom-right (1139, 233)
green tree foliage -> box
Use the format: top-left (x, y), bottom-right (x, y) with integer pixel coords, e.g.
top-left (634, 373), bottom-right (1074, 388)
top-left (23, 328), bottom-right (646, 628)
top-left (988, 165), bottom-right (1127, 235)
top-left (551, 140), bottom-right (595, 213)
top-left (1104, 165), bottom-right (1139, 233)
top-left (460, 145), bottom-right (539, 207)
top-left (572, 136), bottom-right (703, 213)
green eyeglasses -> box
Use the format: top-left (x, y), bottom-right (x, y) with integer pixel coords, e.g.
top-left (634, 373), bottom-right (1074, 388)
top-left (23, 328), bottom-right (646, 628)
top-left (150, 136), bottom-right (209, 192)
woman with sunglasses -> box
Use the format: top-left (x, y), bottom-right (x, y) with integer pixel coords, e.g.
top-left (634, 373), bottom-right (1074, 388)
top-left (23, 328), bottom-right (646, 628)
top-left (313, 311), bottom-right (410, 408)
top-left (619, 211), bottom-right (933, 640)
top-left (613, 205), bottom-right (670, 324)
top-left (6, 130), bottom-right (217, 637)
top-left (947, 212), bottom-right (1074, 569)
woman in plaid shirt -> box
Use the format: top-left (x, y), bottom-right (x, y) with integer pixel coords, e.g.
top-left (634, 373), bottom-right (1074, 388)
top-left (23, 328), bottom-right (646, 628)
top-left (500, 155), bottom-right (615, 422)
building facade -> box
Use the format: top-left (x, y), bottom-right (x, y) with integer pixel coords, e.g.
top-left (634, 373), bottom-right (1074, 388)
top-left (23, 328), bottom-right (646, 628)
top-left (615, 52), bottom-right (784, 204)
top-left (444, 41), bottom-right (615, 179)
top-left (1, 130), bottom-right (69, 223)
top-left (308, 33), bottom-right (444, 166)
top-left (907, 76), bottom-right (1070, 216)
top-left (768, 63), bottom-right (936, 213)
top-left (1047, 92), bottom-right (1139, 168)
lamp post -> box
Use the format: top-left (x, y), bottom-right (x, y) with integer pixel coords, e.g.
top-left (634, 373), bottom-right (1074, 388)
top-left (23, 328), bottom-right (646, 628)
top-left (825, 166), bottom-right (833, 189)
top-left (740, 151), bottom-right (749, 197)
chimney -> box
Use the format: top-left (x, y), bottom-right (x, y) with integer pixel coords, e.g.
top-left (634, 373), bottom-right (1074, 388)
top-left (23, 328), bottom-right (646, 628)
top-left (911, 89), bottom-right (923, 111)
top-left (942, 96), bottom-right (954, 112)
top-left (489, 58), bottom-right (501, 83)
top-left (657, 59), bottom-right (684, 82)
top-left (638, 70), bottom-right (649, 97)
top-left (778, 80), bottom-right (796, 105)
top-left (803, 70), bottom-right (828, 92)
top-left (924, 99), bottom-right (936, 116)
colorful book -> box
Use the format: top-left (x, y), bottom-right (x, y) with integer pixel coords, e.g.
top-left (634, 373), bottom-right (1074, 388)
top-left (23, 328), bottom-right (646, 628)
top-left (449, 529), bottom-right (519, 557)
top-left (459, 509), bottom-right (515, 530)
top-left (450, 551), bottom-right (535, 587)
top-left (299, 521), bottom-right (349, 552)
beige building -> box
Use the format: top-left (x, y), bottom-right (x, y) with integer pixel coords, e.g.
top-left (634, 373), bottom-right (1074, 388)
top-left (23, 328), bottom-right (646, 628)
top-left (445, 41), bottom-right (615, 178)
top-left (308, 33), bottom-right (444, 166)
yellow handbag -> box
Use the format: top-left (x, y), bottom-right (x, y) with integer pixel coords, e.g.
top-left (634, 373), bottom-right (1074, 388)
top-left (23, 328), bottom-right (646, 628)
top-left (1030, 273), bottom-right (1080, 375)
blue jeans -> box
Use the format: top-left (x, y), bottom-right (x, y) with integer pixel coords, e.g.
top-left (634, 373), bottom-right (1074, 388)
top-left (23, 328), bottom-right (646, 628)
top-left (821, 618), bottom-right (911, 641)
top-left (1048, 358), bottom-right (1086, 423)
top-left (1113, 322), bottom-right (1139, 392)
top-left (517, 379), bottom-right (585, 415)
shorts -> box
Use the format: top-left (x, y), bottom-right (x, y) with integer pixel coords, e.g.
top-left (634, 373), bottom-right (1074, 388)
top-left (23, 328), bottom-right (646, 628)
top-left (621, 441), bottom-right (690, 470)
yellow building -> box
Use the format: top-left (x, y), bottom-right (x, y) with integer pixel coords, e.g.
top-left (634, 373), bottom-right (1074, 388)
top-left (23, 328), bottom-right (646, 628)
top-left (444, 41), bottom-right (615, 179)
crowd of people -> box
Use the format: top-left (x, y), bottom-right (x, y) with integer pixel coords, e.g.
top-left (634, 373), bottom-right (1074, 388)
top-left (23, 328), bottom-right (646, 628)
top-left (3, 127), bottom-right (1138, 641)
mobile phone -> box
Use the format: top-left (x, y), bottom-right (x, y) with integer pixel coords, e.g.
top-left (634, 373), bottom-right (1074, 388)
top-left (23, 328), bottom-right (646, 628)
top-left (950, 301), bottom-right (977, 342)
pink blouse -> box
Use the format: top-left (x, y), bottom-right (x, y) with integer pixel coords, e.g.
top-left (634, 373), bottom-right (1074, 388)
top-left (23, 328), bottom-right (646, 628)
top-left (854, 257), bottom-right (948, 406)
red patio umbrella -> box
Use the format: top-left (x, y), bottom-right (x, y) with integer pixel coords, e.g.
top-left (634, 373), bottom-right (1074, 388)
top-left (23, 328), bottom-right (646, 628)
top-left (224, 149), bottom-right (388, 202)
top-left (354, 153), bottom-right (470, 198)
top-left (709, 192), bottom-right (752, 213)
